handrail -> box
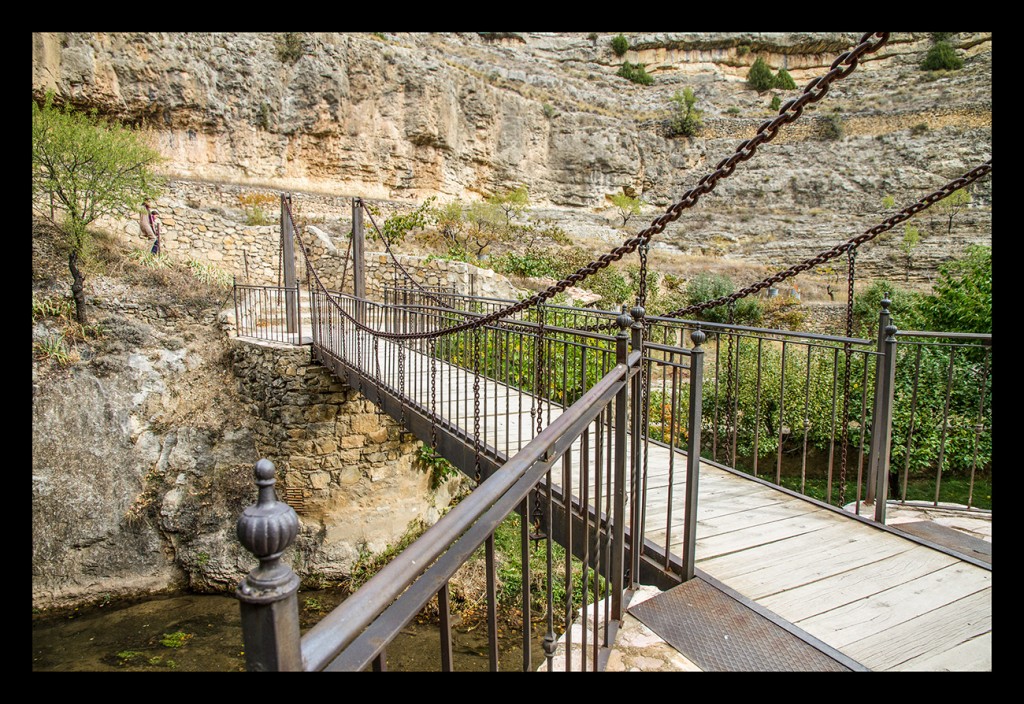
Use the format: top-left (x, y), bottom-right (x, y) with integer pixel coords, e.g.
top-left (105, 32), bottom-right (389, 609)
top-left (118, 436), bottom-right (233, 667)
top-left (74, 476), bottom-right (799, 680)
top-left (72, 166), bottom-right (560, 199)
top-left (302, 361), bottom-right (632, 671)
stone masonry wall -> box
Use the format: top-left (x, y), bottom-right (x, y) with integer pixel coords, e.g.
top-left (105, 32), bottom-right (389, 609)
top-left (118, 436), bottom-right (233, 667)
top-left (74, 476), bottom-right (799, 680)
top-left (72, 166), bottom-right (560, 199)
top-left (228, 337), bottom-right (464, 574)
top-left (94, 179), bottom-right (523, 303)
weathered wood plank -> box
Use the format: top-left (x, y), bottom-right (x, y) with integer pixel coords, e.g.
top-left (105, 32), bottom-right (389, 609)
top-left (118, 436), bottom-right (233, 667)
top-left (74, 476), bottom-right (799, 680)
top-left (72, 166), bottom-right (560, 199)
top-left (698, 521), bottom-right (913, 586)
top-left (842, 588), bottom-right (991, 671)
top-left (896, 631), bottom-right (992, 672)
top-left (794, 562), bottom-right (991, 648)
top-left (759, 545), bottom-right (961, 621)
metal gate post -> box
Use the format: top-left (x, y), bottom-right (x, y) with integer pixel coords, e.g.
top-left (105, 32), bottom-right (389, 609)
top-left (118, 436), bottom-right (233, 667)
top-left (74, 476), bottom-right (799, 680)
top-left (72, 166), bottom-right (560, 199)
top-left (352, 198), bottom-right (366, 324)
top-left (873, 317), bottom-right (898, 523)
top-left (281, 194), bottom-right (299, 335)
top-left (682, 328), bottom-right (705, 582)
top-left (629, 306), bottom-right (645, 590)
top-left (611, 309), bottom-right (632, 621)
top-left (866, 296), bottom-right (892, 504)
top-left (236, 459), bottom-right (302, 671)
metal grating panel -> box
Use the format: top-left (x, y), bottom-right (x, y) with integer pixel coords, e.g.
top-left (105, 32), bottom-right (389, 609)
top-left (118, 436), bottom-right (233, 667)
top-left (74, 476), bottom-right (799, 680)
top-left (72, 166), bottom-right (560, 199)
top-left (629, 578), bottom-right (851, 672)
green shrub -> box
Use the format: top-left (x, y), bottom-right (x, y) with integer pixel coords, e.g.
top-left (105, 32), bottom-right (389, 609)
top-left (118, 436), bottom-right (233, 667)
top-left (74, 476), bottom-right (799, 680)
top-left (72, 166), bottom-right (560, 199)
top-left (666, 88), bottom-right (703, 137)
top-left (611, 34), bottom-right (629, 57)
top-left (920, 245), bottom-right (991, 334)
top-left (921, 41), bottom-right (963, 71)
top-left (773, 68), bottom-right (797, 90)
top-left (542, 103), bottom-right (556, 119)
top-left (683, 273), bottom-right (762, 325)
top-left (746, 57), bottom-right (775, 91)
top-left (822, 114), bottom-right (844, 140)
top-left (769, 94), bottom-right (781, 111)
top-left (617, 61), bottom-right (654, 85)
top-left (492, 250), bottom-right (560, 278)
top-left (726, 106), bottom-right (741, 116)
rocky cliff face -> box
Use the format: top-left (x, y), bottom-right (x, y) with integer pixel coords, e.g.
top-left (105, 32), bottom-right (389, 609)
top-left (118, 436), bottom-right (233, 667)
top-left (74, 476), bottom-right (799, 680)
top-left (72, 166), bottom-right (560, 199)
top-left (32, 32), bottom-right (991, 282)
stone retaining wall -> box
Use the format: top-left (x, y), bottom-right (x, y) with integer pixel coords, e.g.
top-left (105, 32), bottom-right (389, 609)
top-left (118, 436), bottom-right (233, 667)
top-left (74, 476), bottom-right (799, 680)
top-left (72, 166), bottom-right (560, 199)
top-left (228, 337), bottom-right (464, 572)
top-left (94, 179), bottom-right (522, 303)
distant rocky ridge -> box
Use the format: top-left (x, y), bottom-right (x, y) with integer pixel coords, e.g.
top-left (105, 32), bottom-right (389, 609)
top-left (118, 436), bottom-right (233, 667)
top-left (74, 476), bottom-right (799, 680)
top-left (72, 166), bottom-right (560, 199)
top-left (32, 32), bottom-right (991, 282)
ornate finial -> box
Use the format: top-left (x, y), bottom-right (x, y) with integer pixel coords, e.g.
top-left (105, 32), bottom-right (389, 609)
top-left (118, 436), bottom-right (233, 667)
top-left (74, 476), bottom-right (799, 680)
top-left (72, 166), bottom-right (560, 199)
top-left (690, 325), bottom-right (706, 347)
top-left (236, 459), bottom-right (300, 604)
top-left (884, 323), bottom-right (898, 341)
top-left (630, 305), bottom-right (645, 326)
top-left (881, 294), bottom-right (891, 311)
top-left (616, 306), bottom-right (633, 333)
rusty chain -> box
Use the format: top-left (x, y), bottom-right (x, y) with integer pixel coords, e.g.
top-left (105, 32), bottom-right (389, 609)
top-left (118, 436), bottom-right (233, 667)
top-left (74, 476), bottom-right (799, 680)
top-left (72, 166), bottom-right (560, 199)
top-left (662, 159), bottom-right (993, 320)
top-left (838, 246), bottom-right (857, 507)
top-left (473, 327), bottom-right (482, 482)
top-left (287, 32), bottom-right (892, 343)
top-left (429, 335), bottom-right (438, 450)
top-left (360, 200), bottom-right (453, 310)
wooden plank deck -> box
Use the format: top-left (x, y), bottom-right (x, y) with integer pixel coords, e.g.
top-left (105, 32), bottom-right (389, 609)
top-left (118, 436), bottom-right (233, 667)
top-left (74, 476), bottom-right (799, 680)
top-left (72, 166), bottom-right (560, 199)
top-left (263, 323), bottom-right (993, 671)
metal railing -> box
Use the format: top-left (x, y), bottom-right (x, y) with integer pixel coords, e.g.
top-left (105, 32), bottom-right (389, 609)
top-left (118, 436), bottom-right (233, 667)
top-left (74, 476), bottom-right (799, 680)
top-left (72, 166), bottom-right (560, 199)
top-left (235, 296), bottom-right (707, 671)
top-left (232, 280), bottom-right (302, 345)
top-left (890, 330), bottom-right (992, 510)
top-left (379, 286), bottom-right (994, 519)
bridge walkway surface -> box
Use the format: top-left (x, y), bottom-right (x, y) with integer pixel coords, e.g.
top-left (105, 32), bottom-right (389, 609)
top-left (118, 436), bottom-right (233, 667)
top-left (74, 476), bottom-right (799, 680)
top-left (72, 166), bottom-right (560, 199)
top-left (305, 327), bottom-right (992, 672)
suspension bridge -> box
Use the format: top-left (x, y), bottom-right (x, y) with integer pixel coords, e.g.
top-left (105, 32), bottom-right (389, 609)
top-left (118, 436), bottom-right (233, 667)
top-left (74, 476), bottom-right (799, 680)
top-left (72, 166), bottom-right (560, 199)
top-left (231, 33), bottom-right (992, 672)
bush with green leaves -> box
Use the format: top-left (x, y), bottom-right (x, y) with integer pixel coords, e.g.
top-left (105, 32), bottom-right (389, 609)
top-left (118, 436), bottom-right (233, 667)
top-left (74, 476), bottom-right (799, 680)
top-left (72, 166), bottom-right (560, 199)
top-left (617, 61), bottom-right (654, 85)
top-left (682, 273), bottom-right (762, 325)
top-left (921, 41), bottom-right (963, 71)
top-left (769, 94), bottom-right (781, 111)
top-left (609, 192), bottom-right (643, 227)
top-left (611, 34), bottom-right (629, 57)
top-left (666, 88), bottom-right (703, 138)
top-left (773, 68), bottom-right (797, 90)
top-left (822, 114), bottom-right (845, 140)
top-left (746, 57), bottom-right (775, 91)
top-left (852, 280), bottom-right (927, 337)
top-left (32, 93), bottom-right (162, 324)
top-left (921, 245), bottom-right (991, 334)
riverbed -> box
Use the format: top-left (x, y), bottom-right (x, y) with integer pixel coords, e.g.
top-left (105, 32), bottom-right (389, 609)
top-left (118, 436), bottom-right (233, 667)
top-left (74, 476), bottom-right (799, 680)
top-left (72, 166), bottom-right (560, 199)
top-left (32, 590), bottom-right (547, 672)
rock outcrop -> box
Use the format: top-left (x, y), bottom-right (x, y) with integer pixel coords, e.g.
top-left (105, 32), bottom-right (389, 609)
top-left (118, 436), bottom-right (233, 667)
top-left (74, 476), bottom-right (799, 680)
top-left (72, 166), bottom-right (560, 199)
top-left (32, 32), bottom-right (991, 282)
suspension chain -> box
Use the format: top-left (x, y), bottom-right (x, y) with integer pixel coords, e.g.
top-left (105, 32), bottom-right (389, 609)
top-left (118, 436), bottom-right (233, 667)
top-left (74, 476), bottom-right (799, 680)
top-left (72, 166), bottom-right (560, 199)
top-left (361, 200), bottom-right (452, 309)
top-left (535, 303), bottom-right (546, 438)
top-left (724, 301), bottom-right (736, 463)
top-left (473, 327), bottom-right (482, 482)
top-left (663, 159), bottom-right (993, 320)
top-left (429, 336), bottom-right (438, 450)
top-left (290, 32), bottom-right (891, 344)
top-left (838, 245), bottom-right (857, 507)
top-left (397, 337), bottom-right (407, 427)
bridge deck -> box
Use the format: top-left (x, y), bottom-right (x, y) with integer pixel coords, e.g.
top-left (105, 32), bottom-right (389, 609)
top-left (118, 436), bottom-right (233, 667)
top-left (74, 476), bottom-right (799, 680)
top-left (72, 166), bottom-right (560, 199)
top-left (256, 319), bottom-right (990, 671)
top-left (356, 332), bottom-right (993, 672)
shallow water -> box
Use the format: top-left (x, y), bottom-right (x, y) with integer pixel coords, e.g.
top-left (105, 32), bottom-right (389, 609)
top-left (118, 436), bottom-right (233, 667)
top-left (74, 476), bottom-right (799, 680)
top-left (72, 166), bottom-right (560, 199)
top-left (32, 591), bottom-right (548, 672)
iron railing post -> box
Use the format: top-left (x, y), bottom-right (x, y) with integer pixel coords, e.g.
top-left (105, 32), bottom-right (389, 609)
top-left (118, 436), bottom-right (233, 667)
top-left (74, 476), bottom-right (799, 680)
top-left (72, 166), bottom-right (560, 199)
top-left (236, 459), bottom-right (303, 671)
top-left (682, 327), bottom-right (705, 582)
top-left (873, 315), bottom-right (898, 523)
top-left (233, 275), bottom-right (240, 336)
top-left (281, 194), bottom-right (299, 335)
top-left (629, 305), bottom-right (645, 590)
top-left (866, 296), bottom-right (892, 504)
top-left (352, 197), bottom-right (365, 324)
top-left (611, 308), bottom-right (632, 621)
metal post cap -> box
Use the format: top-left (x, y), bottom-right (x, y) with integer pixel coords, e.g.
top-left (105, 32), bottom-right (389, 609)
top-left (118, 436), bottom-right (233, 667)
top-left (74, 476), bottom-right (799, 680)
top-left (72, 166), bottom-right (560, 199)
top-left (691, 327), bottom-right (706, 346)
top-left (237, 460), bottom-right (299, 578)
top-left (616, 306), bottom-right (633, 332)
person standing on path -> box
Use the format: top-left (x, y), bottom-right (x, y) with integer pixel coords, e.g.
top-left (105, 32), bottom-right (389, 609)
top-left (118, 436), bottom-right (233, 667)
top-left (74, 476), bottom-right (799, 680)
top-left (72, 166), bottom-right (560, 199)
top-left (141, 201), bottom-right (161, 255)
